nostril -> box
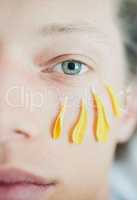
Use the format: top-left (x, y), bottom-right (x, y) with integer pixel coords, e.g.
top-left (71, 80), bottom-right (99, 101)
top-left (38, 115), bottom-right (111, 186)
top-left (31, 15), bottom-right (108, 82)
top-left (14, 128), bottom-right (32, 139)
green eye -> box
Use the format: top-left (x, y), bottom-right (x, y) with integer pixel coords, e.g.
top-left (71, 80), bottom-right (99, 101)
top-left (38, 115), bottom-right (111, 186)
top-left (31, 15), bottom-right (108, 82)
top-left (54, 60), bottom-right (88, 75)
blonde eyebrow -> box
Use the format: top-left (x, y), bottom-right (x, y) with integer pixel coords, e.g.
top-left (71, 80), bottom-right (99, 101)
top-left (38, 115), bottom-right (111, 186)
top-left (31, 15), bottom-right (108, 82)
top-left (39, 22), bottom-right (108, 39)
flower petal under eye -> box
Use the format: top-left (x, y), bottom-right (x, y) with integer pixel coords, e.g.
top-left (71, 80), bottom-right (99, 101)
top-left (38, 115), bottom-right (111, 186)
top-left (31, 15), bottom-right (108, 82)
top-left (53, 60), bottom-right (89, 75)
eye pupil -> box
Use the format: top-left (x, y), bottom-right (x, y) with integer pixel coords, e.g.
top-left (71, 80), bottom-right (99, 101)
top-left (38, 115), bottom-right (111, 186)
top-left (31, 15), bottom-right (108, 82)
top-left (68, 62), bottom-right (76, 70)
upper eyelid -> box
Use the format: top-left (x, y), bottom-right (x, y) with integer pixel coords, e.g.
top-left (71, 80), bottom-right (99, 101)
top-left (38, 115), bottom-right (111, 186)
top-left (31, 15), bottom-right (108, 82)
top-left (39, 53), bottom-right (96, 68)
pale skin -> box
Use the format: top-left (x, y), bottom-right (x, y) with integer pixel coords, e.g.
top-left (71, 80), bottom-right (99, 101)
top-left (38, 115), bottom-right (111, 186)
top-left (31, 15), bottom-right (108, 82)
top-left (0, 0), bottom-right (137, 200)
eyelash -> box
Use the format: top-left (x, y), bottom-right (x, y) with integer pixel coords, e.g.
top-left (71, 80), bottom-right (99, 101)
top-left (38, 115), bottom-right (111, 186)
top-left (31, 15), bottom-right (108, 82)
top-left (40, 54), bottom-right (95, 74)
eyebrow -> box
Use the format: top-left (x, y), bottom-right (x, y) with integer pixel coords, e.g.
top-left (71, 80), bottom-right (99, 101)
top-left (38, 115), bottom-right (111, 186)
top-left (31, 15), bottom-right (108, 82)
top-left (40, 22), bottom-right (108, 40)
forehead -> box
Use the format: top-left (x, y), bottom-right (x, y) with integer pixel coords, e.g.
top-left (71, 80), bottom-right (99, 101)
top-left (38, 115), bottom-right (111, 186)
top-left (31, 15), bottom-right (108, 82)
top-left (0, 0), bottom-right (116, 34)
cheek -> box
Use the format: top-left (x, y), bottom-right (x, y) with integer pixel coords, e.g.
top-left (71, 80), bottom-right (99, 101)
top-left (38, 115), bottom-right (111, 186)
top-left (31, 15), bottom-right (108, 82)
top-left (51, 142), bottom-right (115, 196)
top-left (32, 75), bottom-right (122, 144)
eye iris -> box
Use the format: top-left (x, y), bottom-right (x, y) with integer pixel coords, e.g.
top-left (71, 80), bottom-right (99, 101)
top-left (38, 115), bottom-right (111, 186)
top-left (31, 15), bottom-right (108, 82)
top-left (62, 60), bottom-right (82, 75)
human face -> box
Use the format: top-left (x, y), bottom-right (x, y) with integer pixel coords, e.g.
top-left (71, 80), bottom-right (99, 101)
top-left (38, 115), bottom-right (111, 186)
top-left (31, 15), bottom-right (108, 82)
top-left (0, 0), bottom-right (132, 200)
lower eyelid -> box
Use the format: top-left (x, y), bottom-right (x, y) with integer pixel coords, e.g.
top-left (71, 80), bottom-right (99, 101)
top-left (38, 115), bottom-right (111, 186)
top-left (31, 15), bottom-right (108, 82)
top-left (42, 66), bottom-right (91, 78)
top-left (40, 69), bottom-right (93, 89)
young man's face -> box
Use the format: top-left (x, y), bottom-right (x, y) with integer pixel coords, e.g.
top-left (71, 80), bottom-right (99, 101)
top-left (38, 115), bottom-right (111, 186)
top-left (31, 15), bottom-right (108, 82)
top-left (0, 0), bottom-right (133, 200)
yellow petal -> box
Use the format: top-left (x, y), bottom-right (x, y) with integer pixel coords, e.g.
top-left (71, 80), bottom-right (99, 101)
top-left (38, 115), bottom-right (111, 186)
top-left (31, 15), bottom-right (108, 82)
top-left (72, 99), bottom-right (88, 144)
top-left (106, 85), bottom-right (121, 118)
top-left (93, 93), bottom-right (110, 143)
top-left (98, 97), bottom-right (110, 142)
top-left (52, 97), bottom-right (67, 140)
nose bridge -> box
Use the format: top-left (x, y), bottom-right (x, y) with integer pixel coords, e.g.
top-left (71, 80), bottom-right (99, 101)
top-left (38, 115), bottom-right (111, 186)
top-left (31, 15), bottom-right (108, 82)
top-left (0, 38), bottom-right (32, 76)
top-left (0, 39), bottom-right (19, 65)
top-left (0, 43), bottom-right (26, 113)
top-left (0, 43), bottom-right (24, 87)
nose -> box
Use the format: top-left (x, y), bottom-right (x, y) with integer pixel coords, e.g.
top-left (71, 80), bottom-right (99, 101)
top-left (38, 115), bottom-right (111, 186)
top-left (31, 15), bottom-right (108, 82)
top-left (0, 87), bottom-right (37, 143)
top-left (0, 44), bottom-right (39, 143)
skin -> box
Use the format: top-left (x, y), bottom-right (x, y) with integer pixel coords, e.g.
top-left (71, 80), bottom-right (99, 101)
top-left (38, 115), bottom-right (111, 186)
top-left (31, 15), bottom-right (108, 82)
top-left (0, 0), bottom-right (137, 199)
